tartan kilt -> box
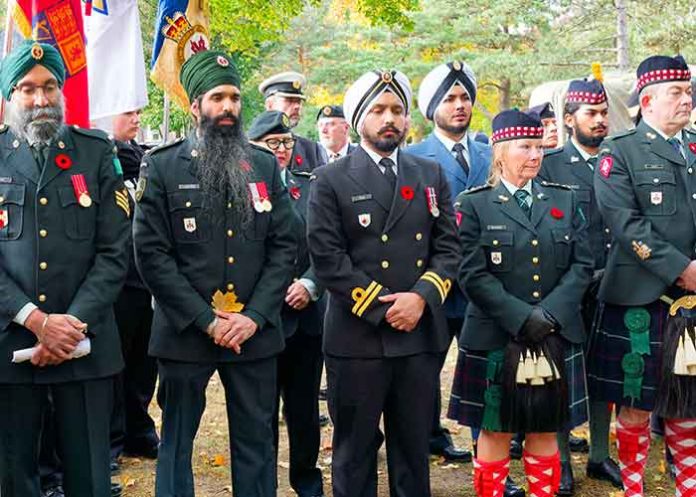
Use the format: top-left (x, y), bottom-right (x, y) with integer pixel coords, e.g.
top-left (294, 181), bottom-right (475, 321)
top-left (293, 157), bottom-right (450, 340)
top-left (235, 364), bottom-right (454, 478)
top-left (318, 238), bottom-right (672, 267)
top-left (447, 341), bottom-right (588, 432)
top-left (587, 300), bottom-right (666, 411)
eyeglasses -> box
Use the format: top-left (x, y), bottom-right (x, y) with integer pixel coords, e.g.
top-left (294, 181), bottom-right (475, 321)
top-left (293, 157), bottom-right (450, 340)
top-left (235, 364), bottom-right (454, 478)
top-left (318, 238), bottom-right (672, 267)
top-left (13, 82), bottom-right (59, 100)
top-left (264, 138), bottom-right (295, 151)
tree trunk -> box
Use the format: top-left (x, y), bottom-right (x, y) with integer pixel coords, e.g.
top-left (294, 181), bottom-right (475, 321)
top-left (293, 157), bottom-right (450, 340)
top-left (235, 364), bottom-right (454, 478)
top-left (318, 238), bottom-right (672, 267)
top-left (499, 78), bottom-right (511, 110)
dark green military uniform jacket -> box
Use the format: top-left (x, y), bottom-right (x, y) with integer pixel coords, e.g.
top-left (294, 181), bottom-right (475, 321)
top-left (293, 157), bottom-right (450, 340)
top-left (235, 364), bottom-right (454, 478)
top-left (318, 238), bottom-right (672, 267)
top-left (456, 181), bottom-right (594, 351)
top-left (307, 147), bottom-right (461, 358)
top-left (0, 125), bottom-right (130, 383)
top-left (595, 121), bottom-right (696, 305)
top-left (539, 141), bottom-right (611, 269)
top-left (133, 138), bottom-right (297, 363)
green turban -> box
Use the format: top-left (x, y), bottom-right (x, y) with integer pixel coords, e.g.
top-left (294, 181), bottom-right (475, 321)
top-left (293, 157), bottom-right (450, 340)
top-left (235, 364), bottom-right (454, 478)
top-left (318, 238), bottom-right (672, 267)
top-left (0, 40), bottom-right (66, 100)
top-left (180, 50), bottom-right (241, 102)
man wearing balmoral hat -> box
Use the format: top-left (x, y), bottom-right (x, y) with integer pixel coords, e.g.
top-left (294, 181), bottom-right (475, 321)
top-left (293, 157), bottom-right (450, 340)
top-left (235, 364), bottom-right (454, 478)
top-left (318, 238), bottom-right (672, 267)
top-left (589, 54), bottom-right (696, 497)
top-left (0, 40), bottom-right (130, 497)
top-left (134, 50), bottom-right (297, 497)
top-left (260, 71), bottom-right (328, 172)
top-left (307, 69), bottom-right (460, 497)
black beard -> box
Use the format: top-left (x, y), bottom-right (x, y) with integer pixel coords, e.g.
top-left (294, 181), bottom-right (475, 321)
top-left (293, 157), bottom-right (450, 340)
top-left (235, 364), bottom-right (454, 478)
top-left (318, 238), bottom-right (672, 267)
top-left (197, 113), bottom-right (253, 228)
top-left (365, 125), bottom-right (405, 153)
top-left (434, 113), bottom-right (470, 136)
top-left (6, 98), bottom-right (64, 144)
top-left (575, 126), bottom-right (607, 148)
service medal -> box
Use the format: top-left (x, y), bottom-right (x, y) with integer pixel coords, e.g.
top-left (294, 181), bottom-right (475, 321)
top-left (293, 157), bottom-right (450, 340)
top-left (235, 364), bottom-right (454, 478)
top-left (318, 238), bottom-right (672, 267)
top-left (425, 186), bottom-right (440, 218)
top-left (249, 181), bottom-right (271, 213)
top-left (262, 199), bottom-right (273, 212)
top-left (71, 174), bottom-right (92, 208)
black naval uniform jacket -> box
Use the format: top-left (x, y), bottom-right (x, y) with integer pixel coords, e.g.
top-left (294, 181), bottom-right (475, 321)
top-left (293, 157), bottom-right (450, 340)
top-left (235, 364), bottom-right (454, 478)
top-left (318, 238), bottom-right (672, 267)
top-left (456, 181), bottom-right (594, 351)
top-left (539, 141), bottom-right (611, 269)
top-left (133, 140), bottom-right (297, 363)
top-left (281, 170), bottom-right (325, 339)
top-left (0, 125), bottom-right (130, 383)
top-left (595, 121), bottom-right (696, 305)
top-left (307, 147), bottom-right (461, 358)
top-left (290, 135), bottom-right (328, 172)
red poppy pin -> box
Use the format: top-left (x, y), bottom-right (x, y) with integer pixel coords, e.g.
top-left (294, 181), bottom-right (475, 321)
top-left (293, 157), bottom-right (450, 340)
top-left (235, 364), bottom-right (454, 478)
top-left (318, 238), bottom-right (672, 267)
top-left (456, 211), bottom-right (462, 226)
top-left (55, 153), bottom-right (72, 170)
top-left (599, 156), bottom-right (613, 178)
top-left (289, 186), bottom-right (301, 200)
top-left (295, 154), bottom-right (303, 166)
top-left (400, 185), bottom-right (414, 200)
top-left (550, 207), bottom-right (564, 219)
top-left (689, 143), bottom-right (696, 155)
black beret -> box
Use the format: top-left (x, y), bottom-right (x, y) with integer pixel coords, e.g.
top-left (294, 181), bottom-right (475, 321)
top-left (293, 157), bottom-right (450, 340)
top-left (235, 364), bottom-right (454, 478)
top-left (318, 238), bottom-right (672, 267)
top-left (316, 105), bottom-right (345, 121)
top-left (247, 111), bottom-right (293, 140)
top-left (527, 102), bottom-right (555, 120)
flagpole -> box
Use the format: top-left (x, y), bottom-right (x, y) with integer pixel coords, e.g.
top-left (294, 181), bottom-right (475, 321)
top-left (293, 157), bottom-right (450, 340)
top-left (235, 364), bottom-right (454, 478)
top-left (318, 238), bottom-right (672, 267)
top-left (162, 93), bottom-right (170, 144)
top-left (1, 0), bottom-right (16, 122)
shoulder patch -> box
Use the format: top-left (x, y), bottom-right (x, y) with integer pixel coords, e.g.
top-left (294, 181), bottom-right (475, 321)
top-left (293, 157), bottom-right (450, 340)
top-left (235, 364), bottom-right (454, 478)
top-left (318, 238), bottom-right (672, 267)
top-left (539, 181), bottom-right (572, 190)
top-left (71, 126), bottom-right (110, 143)
top-left (463, 184), bottom-right (493, 195)
top-left (147, 137), bottom-right (186, 156)
top-left (604, 128), bottom-right (636, 141)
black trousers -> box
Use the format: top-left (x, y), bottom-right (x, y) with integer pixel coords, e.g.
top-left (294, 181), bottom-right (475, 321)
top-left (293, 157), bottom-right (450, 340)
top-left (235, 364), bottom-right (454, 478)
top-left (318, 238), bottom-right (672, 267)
top-left (326, 353), bottom-right (439, 497)
top-left (155, 357), bottom-right (277, 497)
top-left (111, 287), bottom-right (158, 457)
top-left (430, 318), bottom-right (463, 451)
top-left (0, 377), bottom-right (114, 497)
top-left (273, 332), bottom-right (324, 497)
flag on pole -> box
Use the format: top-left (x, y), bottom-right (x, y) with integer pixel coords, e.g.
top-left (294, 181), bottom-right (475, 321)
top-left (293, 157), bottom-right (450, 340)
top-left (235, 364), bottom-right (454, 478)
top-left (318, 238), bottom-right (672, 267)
top-left (85, 0), bottom-right (148, 122)
top-left (8, 0), bottom-right (90, 127)
top-left (150, 0), bottom-right (210, 109)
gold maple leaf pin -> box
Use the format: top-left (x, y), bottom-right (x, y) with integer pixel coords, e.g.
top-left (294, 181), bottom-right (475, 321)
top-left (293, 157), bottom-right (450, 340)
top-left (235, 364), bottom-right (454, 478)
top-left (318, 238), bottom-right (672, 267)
top-left (212, 289), bottom-right (245, 313)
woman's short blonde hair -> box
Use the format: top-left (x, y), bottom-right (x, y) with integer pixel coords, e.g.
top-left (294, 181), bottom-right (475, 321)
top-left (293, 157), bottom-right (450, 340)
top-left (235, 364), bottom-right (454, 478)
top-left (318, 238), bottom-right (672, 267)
top-left (487, 141), bottom-right (510, 187)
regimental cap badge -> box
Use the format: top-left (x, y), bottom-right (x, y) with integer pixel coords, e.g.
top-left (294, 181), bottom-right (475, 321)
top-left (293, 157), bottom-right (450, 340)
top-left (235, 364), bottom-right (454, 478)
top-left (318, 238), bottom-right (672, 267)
top-left (217, 55), bottom-right (229, 67)
top-left (323, 106), bottom-right (332, 116)
top-left (30, 43), bottom-right (44, 60)
top-left (381, 71), bottom-right (393, 84)
top-left (281, 113), bottom-right (291, 128)
top-left (452, 61), bottom-right (462, 71)
top-left (292, 80), bottom-right (301, 89)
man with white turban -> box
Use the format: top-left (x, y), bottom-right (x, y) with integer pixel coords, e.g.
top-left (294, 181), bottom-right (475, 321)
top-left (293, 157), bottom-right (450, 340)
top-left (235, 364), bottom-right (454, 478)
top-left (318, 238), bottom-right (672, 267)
top-left (307, 70), bottom-right (461, 497)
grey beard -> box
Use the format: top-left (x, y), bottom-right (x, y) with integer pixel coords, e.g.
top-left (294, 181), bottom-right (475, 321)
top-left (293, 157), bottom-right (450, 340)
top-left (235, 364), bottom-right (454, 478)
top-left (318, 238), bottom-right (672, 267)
top-left (6, 97), bottom-right (64, 145)
top-left (197, 116), bottom-right (253, 229)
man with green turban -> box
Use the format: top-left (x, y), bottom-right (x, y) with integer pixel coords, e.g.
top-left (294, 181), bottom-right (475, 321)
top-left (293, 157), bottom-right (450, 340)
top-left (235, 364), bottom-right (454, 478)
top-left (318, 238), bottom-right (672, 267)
top-left (0, 40), bottom-right (130, 497)
top-left (134, 49), bottom-right (297, 496)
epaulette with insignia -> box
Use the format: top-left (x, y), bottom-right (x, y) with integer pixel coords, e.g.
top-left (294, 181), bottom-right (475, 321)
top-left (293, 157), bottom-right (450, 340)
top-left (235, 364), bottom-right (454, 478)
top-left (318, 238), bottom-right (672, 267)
top-left (462, 184), bottom-right (492, 195)
top-left (147, 137), bottom-right (185, 156)
top-left (540, 180), bottom-right (572, 190)
top-left (604, 128), bottom-right (636, 141)
top-left (71, 126), bottom-right (110, 143)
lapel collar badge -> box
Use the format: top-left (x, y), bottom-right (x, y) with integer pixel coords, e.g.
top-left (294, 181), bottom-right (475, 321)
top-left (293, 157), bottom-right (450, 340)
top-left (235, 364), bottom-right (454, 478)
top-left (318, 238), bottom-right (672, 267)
top-left (646, 132), bottom-right (657, 140)
top-left (358, 213), bottom-right (371, 227)
top-left (498, 195), bottom-right (509, 202)
top-left (570, 156), bottom-right (580, 163)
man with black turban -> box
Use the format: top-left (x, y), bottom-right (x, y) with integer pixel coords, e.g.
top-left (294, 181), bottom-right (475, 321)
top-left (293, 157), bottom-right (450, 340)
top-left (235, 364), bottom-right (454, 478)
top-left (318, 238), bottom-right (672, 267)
top-left (133, 49), bottom-right (297, 496)
top-left (0, 40), bottom-right (130, 497)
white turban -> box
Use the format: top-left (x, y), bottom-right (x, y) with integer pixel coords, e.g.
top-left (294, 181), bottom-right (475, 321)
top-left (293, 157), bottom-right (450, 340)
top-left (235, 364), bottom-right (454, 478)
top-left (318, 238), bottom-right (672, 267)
top-left (417, 61), bottom-right (477, 121)
top-left (343, 69), bottom-right (412, 133)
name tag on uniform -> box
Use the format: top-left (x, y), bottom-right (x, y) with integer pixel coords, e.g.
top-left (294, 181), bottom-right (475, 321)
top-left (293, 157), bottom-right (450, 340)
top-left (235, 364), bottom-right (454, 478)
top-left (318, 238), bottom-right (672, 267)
top-left (651, 191), bottom-right (663, 205)
top-left (351, 193), bottom-right (372, 203)
top-left (644, 164), bottom-right (665, 170)
top-left (178, 184), bottom-right (200, 190)
top-left (486, 225), bottom-right (507, 231)
top-left (491, 252), bottom-right (502, 265)
top-left (0, 177), bottom-right (12, 183)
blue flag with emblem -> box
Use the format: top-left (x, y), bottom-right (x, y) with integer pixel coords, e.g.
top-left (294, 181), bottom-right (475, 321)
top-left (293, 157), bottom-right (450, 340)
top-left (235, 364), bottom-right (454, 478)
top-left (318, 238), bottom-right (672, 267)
top-left (150, 0), bottom-right (210, 108)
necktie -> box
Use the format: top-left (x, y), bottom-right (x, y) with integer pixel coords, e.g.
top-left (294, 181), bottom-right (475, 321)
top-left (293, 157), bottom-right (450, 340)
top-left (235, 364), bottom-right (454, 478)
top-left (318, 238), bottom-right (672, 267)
top-left (380, 157), bottom-right (397, 190)
top-left (587, 157), bottom-right (597, 170)
top-left (667, 137), bottom-right (684, 159)
top-left (453, 143), bottom-right (470, 175)
top-left (31, 144), bottom-right (47, 172)
top-left (514, 189), bottom-right (532, 219)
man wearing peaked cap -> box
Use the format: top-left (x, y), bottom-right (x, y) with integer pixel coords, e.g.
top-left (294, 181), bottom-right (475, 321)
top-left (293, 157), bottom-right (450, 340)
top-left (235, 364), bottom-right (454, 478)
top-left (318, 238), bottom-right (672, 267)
top-left (538, 77), bottom-right (621, 495)
top-left (260, 71), bottom-right (328, 172)
top-left (406, 60), bottom-right (492, 465)
top-left (134, 50), bottom-right (297, 497)
top-left (0, 40), bottom-right (130, 497)
top-left (589, 54), bottom-right (696, 497)
top-left (249, 110), bottom-right (326, 497)
top-left (308, 69), bottom-right (461, 497)
top-left (316, 105), bottom-right (356, 162)
top-left (528, 102), bottom-right (559, 149)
